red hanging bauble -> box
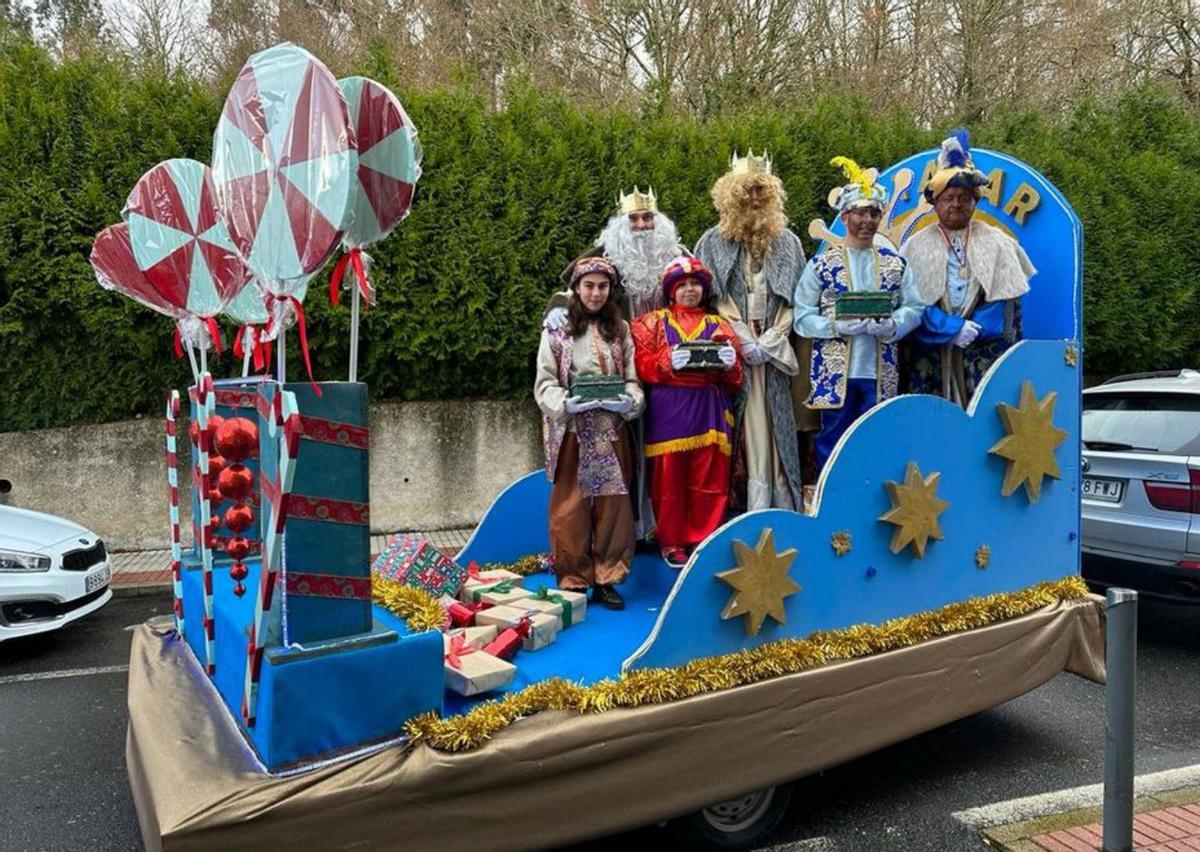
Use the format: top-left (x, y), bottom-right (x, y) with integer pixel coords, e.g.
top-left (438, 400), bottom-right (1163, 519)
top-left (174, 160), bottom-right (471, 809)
top-left (217, 464), bottom-right (254, 503)
top-left (208, 454), bottom-right (226, 482)
top-left (207, 488), bottom-right (223, 504)
top-left (216, 417), bottom-right (259, 462)
top-left (207, 414), bottom-right (225, 445)
top-left (230, 562), bottom-right (249, 581)
top-left (223, 503), bottom-right (254, 534)
top-left (233, 581), bottom-right (246, 597)
top-left (225, 536), bottom-right (251, 561)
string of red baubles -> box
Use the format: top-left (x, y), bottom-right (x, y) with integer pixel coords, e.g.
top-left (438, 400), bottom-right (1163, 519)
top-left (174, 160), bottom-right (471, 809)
top-left (191, 414), bottom-right (260, 597)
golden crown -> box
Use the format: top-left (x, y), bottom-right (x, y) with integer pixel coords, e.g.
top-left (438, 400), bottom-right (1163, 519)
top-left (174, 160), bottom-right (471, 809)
top-left (617, 186), bottom-right (658, 215)
top-left (729, 149), bottom-right (772, 176)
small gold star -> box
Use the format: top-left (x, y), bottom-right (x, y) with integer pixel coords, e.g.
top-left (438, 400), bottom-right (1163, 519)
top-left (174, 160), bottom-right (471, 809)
top-left (989, 381), bottom-right (1068, 502)
top-left (879, 462), bottom-right (950, 558)
top-left (831, 531), bottom-right (852, 556)
top-left (715, 529), bottom-right (801, 637)
top-left (975, 544), bottom-right (991, 569)
top-left (1064, 345), bottom-right (1078, 367)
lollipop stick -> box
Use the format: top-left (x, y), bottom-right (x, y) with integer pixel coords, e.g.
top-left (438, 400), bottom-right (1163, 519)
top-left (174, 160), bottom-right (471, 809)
top-left (241, 328), bottom-right (253, 378)
top-left (199, 343), bottom-right (208, 379)
top-left (277, 326), bottom-right (287, 384)
top-left (349, 284), bottom-right (360, 384)
top-left (185, 341), bottom-right (200, 384)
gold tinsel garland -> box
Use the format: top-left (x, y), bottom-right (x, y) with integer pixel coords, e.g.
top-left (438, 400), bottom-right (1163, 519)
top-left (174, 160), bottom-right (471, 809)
top-left (475, 554), bottom-right (552, 577)
top-left (404, 575), bottom-right (1090, 752)
top-left (372, 576), bottom-right (446, 633)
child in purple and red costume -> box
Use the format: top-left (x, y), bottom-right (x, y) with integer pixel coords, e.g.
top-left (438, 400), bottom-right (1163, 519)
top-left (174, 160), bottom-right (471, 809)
top-left (632, 256), bottom-right (744, 567)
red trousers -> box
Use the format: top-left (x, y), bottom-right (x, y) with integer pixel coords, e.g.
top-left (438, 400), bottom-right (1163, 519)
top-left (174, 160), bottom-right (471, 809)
top-left (650, 444), bottom-right (731, 549)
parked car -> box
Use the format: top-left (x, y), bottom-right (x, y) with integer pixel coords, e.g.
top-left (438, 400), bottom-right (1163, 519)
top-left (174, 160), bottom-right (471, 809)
top-left (0, 505), bottom-right (112, 641)
top-left (1081, 369), bottom-right (1200, 603)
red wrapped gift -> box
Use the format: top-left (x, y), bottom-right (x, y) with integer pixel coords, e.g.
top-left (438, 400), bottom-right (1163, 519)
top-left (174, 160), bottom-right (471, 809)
top-left (446, 600), bottom-right (489, 628)
top-left (483, 617), bottom-right (531, 662)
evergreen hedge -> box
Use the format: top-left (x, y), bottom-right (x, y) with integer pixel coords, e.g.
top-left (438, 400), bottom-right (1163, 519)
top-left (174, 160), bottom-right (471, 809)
top-left (1, 40), bottom-right (1197, 431)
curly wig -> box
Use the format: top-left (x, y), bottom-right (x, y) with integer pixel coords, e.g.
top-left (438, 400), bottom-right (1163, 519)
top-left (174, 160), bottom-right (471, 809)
top-left (711, 171), bottom-right (788, 260)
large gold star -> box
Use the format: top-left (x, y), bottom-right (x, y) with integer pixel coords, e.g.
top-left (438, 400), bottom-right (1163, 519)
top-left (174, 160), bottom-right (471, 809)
top-left (715, 529), bottom-right (801, 637)
top-left (878, 462), bottom-right (950, 558)
top-left (989, 381), bottom-right (1068, 502)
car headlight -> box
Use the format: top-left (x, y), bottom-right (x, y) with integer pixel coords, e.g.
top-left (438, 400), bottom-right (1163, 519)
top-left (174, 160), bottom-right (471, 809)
top-left (0, 549), bottom-right (52, 572)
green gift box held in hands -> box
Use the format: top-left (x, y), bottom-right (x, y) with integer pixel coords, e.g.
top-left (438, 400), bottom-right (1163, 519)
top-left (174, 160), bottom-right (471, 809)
top-left (569, 374), bottom-right (626, 401)
top-left (834, 291), bottom-right (897, 319)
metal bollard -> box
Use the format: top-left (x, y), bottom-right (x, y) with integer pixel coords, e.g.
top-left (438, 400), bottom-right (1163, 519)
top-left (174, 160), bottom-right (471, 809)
top-left (1103, 587), bottom-right (1137, 852)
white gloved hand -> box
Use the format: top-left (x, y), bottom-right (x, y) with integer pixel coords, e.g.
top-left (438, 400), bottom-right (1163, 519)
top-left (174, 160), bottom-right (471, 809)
top-left (565, 395), bottom-right (602, 414)
top-left (717, 344), bottom-right (737, 368)
top-left (953, 320), bottom-right (981, 348)
top-left (834, 319), bottom-right (869, 337)
top-left (670, 347), bottom-right (691, 370)
top-left (543, 306), bottom-right (569, 331)
top-left (741, 340), bottom-right (768, 366)
top-left (599, 393), bottom-right (635, 415)
top-left (865, 318), bottom-right (897, 339)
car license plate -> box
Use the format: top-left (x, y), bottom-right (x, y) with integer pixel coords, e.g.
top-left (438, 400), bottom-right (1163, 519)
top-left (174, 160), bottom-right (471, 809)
top-left (86, 565), bottom-right (110, 593)
top-left (1082, 476), bottom-right (1124, 502)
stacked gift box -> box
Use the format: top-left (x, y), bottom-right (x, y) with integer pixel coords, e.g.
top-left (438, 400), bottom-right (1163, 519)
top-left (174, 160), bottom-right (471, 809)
top-left (371, 537), bottom-right (590, 697)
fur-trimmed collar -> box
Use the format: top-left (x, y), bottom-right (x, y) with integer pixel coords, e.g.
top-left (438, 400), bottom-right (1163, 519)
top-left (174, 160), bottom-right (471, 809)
top-left (901, 220), bottom-right (1035, 307)
top-left (694, 226), bottom-right (804, 302)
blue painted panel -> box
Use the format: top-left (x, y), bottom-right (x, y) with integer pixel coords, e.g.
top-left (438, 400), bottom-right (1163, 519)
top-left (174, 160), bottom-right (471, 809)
top-left (625, 340), bottom-right (1080, 671)
top-left (456, 471), bottom-right (552, 566)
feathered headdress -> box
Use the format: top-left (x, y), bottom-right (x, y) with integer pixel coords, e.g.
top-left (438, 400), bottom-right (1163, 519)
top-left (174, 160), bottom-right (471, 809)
top-left (828, 156), bottom-right (888, 213)
top-left (926, 128), bottom-right (989, 202)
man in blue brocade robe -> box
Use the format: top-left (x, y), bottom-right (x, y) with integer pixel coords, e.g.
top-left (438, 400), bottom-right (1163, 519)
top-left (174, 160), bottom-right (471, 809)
top-left (793, 158), bottom-right (924, 474)
top-left (900, 130), bottom-right (1036, 407)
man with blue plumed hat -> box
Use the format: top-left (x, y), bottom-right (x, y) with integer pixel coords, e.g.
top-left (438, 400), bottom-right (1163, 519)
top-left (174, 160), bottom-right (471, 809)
top-left (793, 157), bottom-right (924, 474)
top-left (900, 129), bottom-right (1036, 406)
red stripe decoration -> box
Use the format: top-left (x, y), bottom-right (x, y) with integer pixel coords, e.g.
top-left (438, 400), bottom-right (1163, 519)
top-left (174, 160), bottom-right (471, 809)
top-left (286, 494), bottom-right (370, 526)
top-left (297, 415), bottom-right (369, 450)
top-left (285, 571), bottom-right (372, 600)
top-left (215, 389), bottom-right (260, 410)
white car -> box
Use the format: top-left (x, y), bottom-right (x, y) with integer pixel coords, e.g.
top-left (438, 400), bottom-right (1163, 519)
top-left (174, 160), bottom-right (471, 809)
top-left (0, 505), bottom-right (112, 641)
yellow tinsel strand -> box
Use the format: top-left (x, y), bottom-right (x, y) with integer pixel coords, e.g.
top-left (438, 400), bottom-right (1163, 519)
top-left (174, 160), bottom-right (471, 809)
top-left (372, 577), bottom-right (446, 633)
top-left (404, 576), bottom-right (1090, 753)
top-left (478, 554), bottom-right (549, 577)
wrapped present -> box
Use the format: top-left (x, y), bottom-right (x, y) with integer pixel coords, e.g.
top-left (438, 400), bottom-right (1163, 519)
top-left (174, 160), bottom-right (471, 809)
top-left (677, 339), bottom-right (727, 371)
top-left (518, 611), bottom-right (558, 651)
top-left (443, 634), bottom-right (516, 696)
top-left (835, 291), bottom-right (897, 320)
top-left (460, 578), bottom-right (533, 607)
top-left (509, 596), bottom-right (564, 630)
top-left (464, 564), bottom-right (524, 588)
top-left (531, 587), bottom-right (586, 628)
top-left (442, 625), bottom-right (498, 651)
top-left (474, 604), bottom-right (530, 630)
top-left (569, 374), bottom-right (625, 401)
top-left (483, 619), bottom-right (531, 661)
top-left (373, 533), bottom-right (467, 598)
top-left (441, 596), bottom-right (489, 628)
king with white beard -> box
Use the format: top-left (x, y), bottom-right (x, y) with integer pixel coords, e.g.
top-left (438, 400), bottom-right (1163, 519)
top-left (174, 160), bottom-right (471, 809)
top-left (546, 187), bottom-right (688, 323)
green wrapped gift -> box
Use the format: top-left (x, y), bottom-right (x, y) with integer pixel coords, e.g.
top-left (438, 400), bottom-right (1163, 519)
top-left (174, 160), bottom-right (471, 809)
top-left (678, 340), bottom-right (726, 371)
top-left (835, 291), bottom-right (896, 319)
top-left (570, 374), bottom-right (626, 401)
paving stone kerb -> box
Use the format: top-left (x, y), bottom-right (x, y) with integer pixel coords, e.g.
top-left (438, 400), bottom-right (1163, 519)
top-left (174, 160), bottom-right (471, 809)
top-left (0, 399), bottom-right (542, 550)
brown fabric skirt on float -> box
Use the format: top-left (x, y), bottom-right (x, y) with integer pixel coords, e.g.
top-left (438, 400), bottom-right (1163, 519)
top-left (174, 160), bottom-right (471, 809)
top-left (549, 426), bottom-right (635, 590)
top-left (126, 596), bottom-right (1105, 852)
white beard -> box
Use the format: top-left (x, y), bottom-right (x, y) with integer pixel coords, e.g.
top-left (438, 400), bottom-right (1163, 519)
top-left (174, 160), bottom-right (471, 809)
top-left (597, 214), bottom-right (683, 315)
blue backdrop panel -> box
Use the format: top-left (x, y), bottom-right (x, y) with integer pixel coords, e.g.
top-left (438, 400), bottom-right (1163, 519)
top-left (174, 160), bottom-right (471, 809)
top-left (827, 147), bottom-right (1083, 342)
top-left (457, 471), bottom-right (551, 566)
top-left (624, 340), bottom-right (1080, 672)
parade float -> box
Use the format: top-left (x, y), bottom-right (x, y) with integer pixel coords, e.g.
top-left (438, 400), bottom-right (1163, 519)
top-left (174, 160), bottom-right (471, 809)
top-left (110, 43), bottom-right (1104, 851)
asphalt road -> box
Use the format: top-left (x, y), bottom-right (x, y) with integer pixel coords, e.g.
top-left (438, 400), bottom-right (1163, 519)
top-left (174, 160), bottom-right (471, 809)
top-left (0, 593), bottom-right (1196, 851)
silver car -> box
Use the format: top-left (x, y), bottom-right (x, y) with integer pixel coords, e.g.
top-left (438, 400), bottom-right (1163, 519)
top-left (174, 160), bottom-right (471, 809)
top-left (1081, 369), bottom-right (1200, 603)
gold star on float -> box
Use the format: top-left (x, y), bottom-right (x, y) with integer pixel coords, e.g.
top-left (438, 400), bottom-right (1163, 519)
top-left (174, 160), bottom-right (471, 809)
top-left (831, 531), bottom-right (852, 556)
top-left (988, 381), bottom-right (1068, 502)
top-left (1064, 345), bottom-right (1078, 367)
top-left (715, 529), bottom-right (801, 637)
top-left (975, 544), bottom-right (991, 569)
top-left (878, 462), bottom-right (950, 558)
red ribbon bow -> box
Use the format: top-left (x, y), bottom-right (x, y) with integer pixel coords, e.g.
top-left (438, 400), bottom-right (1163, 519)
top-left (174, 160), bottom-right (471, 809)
top-left (232, 325), bottom-right (271, 373)
top-left (264, 293), bottom-right (322, 397)
top-left (444, 634), bottom-right (477, 670)
top-left (329, 248), bottom-right (370, 310)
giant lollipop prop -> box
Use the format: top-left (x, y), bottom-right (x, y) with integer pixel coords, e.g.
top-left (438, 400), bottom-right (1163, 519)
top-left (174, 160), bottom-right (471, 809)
top-left (211, 42), bottom-right (356, 392)
top-left (117, 158), bottom-right (252, 378)
top-left (330, 76), bottom-right (422, 382)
